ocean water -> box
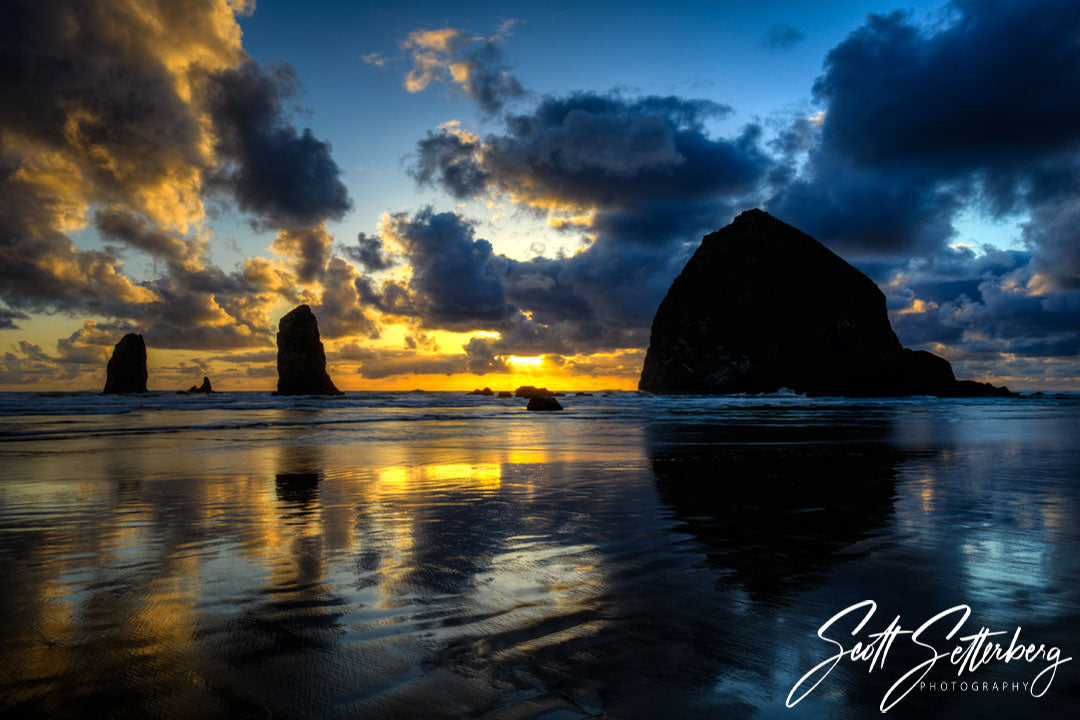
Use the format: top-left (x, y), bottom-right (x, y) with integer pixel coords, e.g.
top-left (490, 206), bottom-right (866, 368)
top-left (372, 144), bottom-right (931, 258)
top-left (0, 391), bottom-right (1077, 719)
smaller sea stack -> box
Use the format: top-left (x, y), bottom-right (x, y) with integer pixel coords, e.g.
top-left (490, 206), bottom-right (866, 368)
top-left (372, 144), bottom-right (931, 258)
top-left (274, 305), bottom-right (342, 396)
top-left (188, 377), bottom-right (213, 393)
top-left (102, 334), bottom-right (148, 394)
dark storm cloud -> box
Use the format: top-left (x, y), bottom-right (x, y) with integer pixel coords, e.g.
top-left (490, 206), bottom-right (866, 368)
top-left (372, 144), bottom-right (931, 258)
top-left (770, 0), bottom-right (1080, 266)
top-left (768, 162), bottom-right (963, 262)
top-left (473, 94), bottom-right (762, 210)
top-left (502, 256), bottom-right (590, 327)
top-left (463, 336), bottom-right (510, 374)
top-left (1024, 199), bottom-right (1080, 291)
top-left (402, 28), bottom-right (525, 114)
top-left (0, 155), bottom-right (157, 316)
top-left (0, 0), bottom-right (357, 363)
top-left (755, 0), bottom-right (1080, 383)
top-left (344, 232), bottom-right (395, 272)
top-left (336, 343), bottom-right (468, 379)
top-left (270, 225), bottom-right (332, 284)
top-left (203, 61), bottom-right (352, 230)
top-left (761, 24), bottom-right (805, 51)
top-left (94, 209), bottom-right (192, 262)
top-left (381, 208), bottom-right (516, 330)
top-left (411, 130), bottom-right (491, 198)
top-left (812, 3), bottom-right (1080, 182)
top-left (0, 0), bottom-right (207, 195)
top-left (883, 245), bottom-right (1080, 368)
top-left (0, 308), bottom-right (31, 330)
top-left (358, 206), bottom-right (677, 359)
top-left (457, 39), bottom-right (526, 115)
top-left (405, 92), bottom-right (773, 349)
top-left (313, 257), bottom-right (380, 339)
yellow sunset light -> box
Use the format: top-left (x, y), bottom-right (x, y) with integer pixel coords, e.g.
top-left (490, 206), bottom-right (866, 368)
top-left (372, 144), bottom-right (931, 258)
top-left (506, 355), bottom-right (543, 367)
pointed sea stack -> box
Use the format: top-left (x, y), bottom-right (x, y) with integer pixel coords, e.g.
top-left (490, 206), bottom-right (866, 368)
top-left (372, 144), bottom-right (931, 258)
top-left (274, 305), bottom-right (343, 396)
top-left (102, 333), bottom-right (148, 394)
top-left (188, 377), bottom-right (213, 393)
top-left (639, 209), bottom-right (1013, 397)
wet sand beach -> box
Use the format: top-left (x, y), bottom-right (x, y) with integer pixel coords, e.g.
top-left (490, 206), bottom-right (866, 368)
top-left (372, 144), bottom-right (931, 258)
top-left (0, 392), bottom-right (1077, 718)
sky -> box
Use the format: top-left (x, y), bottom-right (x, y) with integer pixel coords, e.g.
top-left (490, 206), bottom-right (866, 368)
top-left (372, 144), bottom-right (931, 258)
top-left (1, 0), bottom-right (1078, 391)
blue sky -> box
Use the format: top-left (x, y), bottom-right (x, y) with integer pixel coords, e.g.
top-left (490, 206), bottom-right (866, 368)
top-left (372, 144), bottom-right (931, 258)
top-left (226, 0), bottom-right (1021, 263)
top-left (236, 0), bottom-right (951, 249)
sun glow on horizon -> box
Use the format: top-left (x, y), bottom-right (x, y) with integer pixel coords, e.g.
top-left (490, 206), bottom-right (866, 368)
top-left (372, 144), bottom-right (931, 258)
top-left (505, 355), bottom-right (543, 367)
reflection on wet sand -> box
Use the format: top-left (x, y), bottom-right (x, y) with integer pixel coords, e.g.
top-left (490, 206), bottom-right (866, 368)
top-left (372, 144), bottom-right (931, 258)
top-left (1, 398), bottom-right (1078, 718)
top-left (649, 416), bottom-right (903, 605)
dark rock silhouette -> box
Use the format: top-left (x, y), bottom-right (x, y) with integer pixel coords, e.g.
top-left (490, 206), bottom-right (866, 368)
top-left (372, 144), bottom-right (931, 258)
top-left (274, 305), bottom-right (342, 396)
top-left (497, 391), bottom-right (513, 398)
top-left (575, 392), bottom-right (593, 396)
top-left (514, 385), bottom-right (553, 398)
top-left (184, 377), bottom-right (212, 393)
top-left (467, 387), bottom-right (494, 396)
top-left (639, 209), bottom-right (1014, 397)
top-left (527, 396), bottom-right (563, 411)
top-left (102, 334), bottom-right (147, 394)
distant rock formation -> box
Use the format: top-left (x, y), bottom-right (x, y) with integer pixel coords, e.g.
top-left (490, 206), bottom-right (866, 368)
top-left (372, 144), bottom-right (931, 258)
top-left (186, 377), bottom-right (213, 393)
top-left (274, 305), bottom-right (343, 396)
top-left (102, 334), bottom-right (147, 394)
top-left (639, 209), bottom-right (1013, 397)
top-left (515, 385), bottom-right (553, 398)
top-left (527, 396), bottom-right (563, 411)
top-left (468, 387), bottom-right (495, 396)
top-left (497, 391), bottom-right (513, 398)
top-left (575, 392), bottom-right (593, 396)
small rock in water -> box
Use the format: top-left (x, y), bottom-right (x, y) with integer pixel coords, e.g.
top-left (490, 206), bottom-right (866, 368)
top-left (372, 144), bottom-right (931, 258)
top-left (527, 396), bottom-right (563, 411)
top-left (467, 387), bottom-right (494, 396)
top-left (497, 391), bottom-right (513, 398)
top-left (514, 385), bottom-right (552, 398)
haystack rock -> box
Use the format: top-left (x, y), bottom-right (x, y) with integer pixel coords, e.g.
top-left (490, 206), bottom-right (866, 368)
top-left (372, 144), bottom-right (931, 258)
top-left (639, 209), bottom-right (1013, 397)
top-left (102, 333), bottom-right (147, 394)
top-left (274, 305), bottom-right (343, 396)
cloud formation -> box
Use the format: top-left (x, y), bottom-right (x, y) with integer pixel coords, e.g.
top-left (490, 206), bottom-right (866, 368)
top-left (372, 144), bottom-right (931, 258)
top-left (0, 0), bottom-right (358, 368)
top-left (0, 308), bottom-right (31, 331)
top-left (202, 61), bottom-right (352, 230)
top-left (761, 24), bottom-right (805, 51)
top-left (401, 27), bottom-right (525, 113)
top-left (757, 1), bottom-right (1080, 384)
top-left (378, 209), bottom-right (515, 329)
top-left (404, 92), bottom-right (773, 354)
top-left (770, 1), bottom-right (1080, 269)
